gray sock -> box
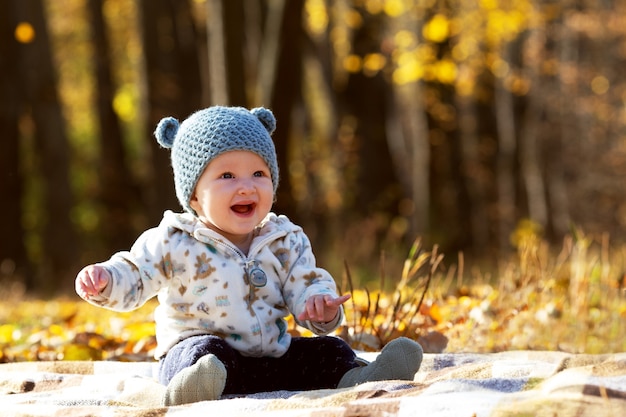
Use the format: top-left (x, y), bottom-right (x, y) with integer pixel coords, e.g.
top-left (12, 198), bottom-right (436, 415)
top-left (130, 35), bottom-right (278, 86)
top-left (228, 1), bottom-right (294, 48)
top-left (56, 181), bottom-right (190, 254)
top-left (337, 338), bottom-right (423, 388)
top-left (162, 354), bottom-right (227, 406)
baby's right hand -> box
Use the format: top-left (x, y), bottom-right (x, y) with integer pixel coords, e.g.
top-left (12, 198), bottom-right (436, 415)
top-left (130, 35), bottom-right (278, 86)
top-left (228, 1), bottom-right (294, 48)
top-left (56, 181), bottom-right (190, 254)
top-left (75, 265), bottom-right (111, 300)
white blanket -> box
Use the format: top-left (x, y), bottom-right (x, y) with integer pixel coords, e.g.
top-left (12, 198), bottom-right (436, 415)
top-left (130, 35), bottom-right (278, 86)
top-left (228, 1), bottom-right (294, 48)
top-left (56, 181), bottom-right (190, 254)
top-left (1, 351), bottom-right (625, 416)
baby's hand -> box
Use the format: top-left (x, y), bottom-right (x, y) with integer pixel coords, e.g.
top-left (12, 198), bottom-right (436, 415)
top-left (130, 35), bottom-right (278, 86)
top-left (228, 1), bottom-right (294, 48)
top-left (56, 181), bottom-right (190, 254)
top-left (298, 294), bottom-right (351, 323)
top-left (75, 265), bottom-right (111, 300)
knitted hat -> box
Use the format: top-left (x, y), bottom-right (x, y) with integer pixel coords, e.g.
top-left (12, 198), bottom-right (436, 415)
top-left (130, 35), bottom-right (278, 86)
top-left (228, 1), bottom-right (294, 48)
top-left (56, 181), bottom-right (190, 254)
top-left (154, 106), bottom-right (279, 214)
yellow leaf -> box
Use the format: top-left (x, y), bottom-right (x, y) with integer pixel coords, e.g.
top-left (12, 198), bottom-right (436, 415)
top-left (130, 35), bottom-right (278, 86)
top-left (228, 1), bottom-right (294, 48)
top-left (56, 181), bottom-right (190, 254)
top-left (48, 324), bottom-right (66, 336)
top-left (113, 87), bottom-right (137, 122)
top-left (304, 0), bottom-right (328, 35)
top-left (14, 22), bottom-right (35, 44)
top-left (423, 14), bottom-right (450, 43)
top-left (435, 59), bottom-right (457, 84)
top-left (429, 303), bottom-right (443, 323)
top-left (343, 54), bottom-right (362, 73)
top-left (0, 324), bottom-right (16, 343)
top-left (62, 343), bottom-right (102, 361)
top-left (363, 53), bottom-right (387, 76)
top-left (122, 322), bottom-right (156, 342)
top-left (458, 296), bottom-right (473, 307)
top-left (383, 0), bottom-right (405, 17)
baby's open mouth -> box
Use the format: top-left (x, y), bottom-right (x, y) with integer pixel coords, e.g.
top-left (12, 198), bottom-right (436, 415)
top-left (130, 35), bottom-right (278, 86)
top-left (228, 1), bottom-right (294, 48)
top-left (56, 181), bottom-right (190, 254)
top-left (231, 203), bottom-right (256, 214)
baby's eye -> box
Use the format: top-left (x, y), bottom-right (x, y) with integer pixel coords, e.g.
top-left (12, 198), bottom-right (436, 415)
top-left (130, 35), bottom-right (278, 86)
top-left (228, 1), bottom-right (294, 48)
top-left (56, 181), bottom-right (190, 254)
top-left (253, 171), bottom-right (267, 177)
top-left (221, 172), bottom-right (234, 179)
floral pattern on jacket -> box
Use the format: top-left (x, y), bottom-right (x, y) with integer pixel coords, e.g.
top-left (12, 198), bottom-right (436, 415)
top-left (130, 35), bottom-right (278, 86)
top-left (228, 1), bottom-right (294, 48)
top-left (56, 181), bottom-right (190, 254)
top-left (85, 210), bottom-right (342, 359)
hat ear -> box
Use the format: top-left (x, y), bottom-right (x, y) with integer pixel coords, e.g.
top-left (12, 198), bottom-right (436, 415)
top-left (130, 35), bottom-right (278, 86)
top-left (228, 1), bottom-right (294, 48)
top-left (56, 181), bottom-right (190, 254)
top-left (154, 116), bottom-right (179, 148)
top-left (251, 107), bottom-right (276, 135)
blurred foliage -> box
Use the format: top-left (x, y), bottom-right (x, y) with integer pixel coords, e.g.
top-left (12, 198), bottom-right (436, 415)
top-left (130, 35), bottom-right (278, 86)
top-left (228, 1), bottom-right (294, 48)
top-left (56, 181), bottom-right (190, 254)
top-left (1, 227), bottom-right (625, 362)
top-left (0, 296), bottom-right (157, 362)
top-left (5, 0), bottom-right (626, 308)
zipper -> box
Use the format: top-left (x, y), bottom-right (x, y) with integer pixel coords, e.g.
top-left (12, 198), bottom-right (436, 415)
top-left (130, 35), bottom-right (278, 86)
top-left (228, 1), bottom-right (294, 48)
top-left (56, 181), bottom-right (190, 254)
top-left (196, 228), bottom-right (287, 272)
top-left (212, 234), bottom-right (274, 260)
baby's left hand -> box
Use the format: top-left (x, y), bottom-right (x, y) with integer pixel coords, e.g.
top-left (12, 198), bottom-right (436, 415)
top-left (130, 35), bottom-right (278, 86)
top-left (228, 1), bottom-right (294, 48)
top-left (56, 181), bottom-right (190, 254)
top-left (298, 294), bottom-right (351, 323)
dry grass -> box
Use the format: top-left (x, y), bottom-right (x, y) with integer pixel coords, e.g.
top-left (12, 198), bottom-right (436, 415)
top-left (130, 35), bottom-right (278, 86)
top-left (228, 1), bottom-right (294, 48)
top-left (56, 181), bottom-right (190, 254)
top-left (338, 228), bottom-right (626, 354)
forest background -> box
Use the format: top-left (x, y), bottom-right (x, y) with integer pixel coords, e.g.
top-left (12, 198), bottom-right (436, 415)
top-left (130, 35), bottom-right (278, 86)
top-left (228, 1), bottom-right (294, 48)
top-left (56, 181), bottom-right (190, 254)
top-left (2, 0), bottom-right (626, 300)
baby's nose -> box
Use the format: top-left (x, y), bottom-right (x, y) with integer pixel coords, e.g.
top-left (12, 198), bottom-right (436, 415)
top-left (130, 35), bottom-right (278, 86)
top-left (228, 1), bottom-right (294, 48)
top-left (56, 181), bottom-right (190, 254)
top-left (237, 178), bottom-right (255, 193)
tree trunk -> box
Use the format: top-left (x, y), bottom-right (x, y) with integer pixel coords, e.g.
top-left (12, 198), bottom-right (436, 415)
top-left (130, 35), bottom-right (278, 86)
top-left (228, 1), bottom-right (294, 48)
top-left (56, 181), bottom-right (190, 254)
top-left (87, 0), bottom-right (138, 251)
top-left (390, 82), bottom-right (430, 239)
top-left (340, 12), bottom-right (399, 220)
top-left (519, 28), bottom-right (548, 228)
top-left (387, 9), bottom-right (430, 240)
top-left (267, 0), bottom-right (305, 221)
top-left (206, 0), bottom-right (247, 106)
top-left (138, 0), bottom-right (203, 221)
top-left (16, 0), bottom-right (78, 293)
top-left (0, 1), bottom-right (31, 288)
top-left (494, 42), bottom-right (517, 252)
top-left (255, 0), bottom-right (285, 106)
top-left (457, 93), bottom-right (490, 250)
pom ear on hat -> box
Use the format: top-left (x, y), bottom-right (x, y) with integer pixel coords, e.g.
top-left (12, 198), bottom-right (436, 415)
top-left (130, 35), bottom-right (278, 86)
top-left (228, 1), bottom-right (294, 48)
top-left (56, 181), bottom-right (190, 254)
top-left (155, 116), bottom-right (180, 149)
top-left (251, 107), bottom-right (276, 135)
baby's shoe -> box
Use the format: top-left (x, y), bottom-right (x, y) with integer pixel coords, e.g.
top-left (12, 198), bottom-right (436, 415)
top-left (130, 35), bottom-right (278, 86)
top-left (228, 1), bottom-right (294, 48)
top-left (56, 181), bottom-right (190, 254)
top-left (337, 337), bottom-right (423, 388)
top-left (162, 354), bottom-right (227, 405)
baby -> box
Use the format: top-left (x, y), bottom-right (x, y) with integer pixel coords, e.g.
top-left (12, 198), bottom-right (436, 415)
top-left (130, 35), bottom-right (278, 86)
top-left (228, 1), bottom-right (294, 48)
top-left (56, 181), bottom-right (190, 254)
top-left (75, 106), bottom-right (423, 405)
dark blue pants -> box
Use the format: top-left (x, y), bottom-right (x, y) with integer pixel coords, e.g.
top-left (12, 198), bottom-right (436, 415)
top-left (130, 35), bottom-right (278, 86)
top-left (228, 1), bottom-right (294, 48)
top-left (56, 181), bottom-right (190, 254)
top-left (158, 335), bottom-right (359, 394)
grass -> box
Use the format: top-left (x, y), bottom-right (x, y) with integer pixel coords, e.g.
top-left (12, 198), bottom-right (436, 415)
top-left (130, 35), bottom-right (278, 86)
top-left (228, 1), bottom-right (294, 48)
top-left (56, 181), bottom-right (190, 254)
top-left (0, 226), bottom-right (625, 362)
top-left (339, 228), bottom-right (626, 353)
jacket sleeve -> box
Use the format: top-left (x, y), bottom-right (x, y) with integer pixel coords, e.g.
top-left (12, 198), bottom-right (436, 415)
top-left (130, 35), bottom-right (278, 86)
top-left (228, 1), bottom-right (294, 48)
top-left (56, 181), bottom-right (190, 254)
top-left (280, 228), bottom-right (344, 335)
top-left (86, 225), bottom-right (174, 312)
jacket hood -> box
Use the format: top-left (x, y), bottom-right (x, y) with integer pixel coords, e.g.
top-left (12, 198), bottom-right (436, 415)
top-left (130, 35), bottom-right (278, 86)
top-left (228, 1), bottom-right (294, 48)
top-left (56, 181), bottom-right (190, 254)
top-left (160, 210), bottom-right (302, 243)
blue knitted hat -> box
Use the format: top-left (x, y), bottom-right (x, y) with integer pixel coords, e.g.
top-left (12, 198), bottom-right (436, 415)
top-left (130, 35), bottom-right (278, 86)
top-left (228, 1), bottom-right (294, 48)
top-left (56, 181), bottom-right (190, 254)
top-left (154, 106), bottom-right (279, 214)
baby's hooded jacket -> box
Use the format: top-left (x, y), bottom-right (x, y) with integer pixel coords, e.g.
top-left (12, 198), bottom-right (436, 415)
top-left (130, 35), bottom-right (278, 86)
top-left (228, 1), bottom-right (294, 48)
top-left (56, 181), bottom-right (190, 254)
top-left (84, 210), bottom-right (342, 359)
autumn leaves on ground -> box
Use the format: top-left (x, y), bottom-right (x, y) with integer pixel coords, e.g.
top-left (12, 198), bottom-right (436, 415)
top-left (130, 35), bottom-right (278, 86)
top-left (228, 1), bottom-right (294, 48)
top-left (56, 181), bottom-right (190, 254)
top-left (1, 228), bottom-right (625, 363)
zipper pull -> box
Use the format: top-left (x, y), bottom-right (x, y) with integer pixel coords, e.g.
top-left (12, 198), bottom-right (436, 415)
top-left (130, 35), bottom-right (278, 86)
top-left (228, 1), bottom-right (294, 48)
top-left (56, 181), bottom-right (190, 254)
top-left (245, 259), bottom-right (267, 287)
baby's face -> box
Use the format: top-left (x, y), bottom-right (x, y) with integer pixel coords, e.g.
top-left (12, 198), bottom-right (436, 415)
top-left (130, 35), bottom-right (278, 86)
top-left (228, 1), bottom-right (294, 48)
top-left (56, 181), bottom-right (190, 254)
top-left (190, 150), bottom-right (274, 246)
